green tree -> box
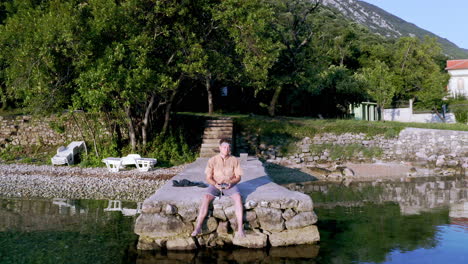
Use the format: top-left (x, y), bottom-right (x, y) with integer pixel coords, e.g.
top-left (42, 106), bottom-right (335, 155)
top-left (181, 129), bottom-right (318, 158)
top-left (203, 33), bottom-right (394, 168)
top-left (358, 60), bottom-right (395, 119)
top-left (391, 36), bottom-right (449, 101)
top-left (317, 65), bottom-right (366, 117)
top-left (214, 0), bottom-right (284, 115)
top-left (0, 0), bottom-right (82, 113)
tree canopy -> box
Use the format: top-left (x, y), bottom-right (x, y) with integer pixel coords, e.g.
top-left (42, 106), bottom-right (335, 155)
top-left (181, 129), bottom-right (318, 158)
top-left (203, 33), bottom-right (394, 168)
top-left (0, 0), bottom-right (451, 150)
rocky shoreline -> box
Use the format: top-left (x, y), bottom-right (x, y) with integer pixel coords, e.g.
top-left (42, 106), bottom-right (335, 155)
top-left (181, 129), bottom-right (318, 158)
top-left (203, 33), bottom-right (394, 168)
top-left (0, 163), bottom-right (186, 202)
top-left (1, 158), bottom-right (465, 203)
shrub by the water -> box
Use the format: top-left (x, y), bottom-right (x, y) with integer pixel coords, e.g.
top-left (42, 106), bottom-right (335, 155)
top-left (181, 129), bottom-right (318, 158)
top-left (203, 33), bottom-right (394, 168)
top-left (146, 131), bottom-right (197, 167)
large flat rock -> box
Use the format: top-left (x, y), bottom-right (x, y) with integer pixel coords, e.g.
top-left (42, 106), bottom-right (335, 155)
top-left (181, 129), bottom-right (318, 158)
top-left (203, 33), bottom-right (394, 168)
top-left (142, 158), bottom-right (313, 210)
top-left (135, 157), bottom-right (319, 250)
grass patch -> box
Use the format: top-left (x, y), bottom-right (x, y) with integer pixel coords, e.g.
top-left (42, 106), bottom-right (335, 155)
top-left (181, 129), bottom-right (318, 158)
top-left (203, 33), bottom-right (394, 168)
top-left (236, 115), bottom-right (467, 142)
top-left (0, 144), bottom-right (57, 164)
top-left (0, 108), bottom-right (26, 116)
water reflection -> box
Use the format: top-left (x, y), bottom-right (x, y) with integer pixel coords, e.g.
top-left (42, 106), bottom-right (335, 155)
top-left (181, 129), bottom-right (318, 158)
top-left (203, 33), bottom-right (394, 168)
top-left (136, 245), bottom-right (320, 263)
top-left (306, 175), bottom-right (468, 264)
top-left (304, 175), bottom-right (467, 216)
top-left (104, 200), bottom-right (143, 216)
top-left (0, 175), bottom-right (467, 263)
top-left (0, 198), bottom-right (139, 264)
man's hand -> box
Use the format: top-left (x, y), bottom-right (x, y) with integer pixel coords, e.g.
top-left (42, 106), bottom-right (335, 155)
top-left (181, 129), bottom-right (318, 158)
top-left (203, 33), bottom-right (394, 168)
top-left (216, 183), bottom-right (230, 190)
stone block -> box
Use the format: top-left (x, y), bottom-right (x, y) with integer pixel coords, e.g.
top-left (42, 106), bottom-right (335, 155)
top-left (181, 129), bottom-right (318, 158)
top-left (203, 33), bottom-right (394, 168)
top-left (245, 210), bottom-right (259, 229)
top-left (134, 214), bottom-right (191, 238)
top-left (141, 201), bottom-right (161, 214)
top-left (244, 200), bottom-right (257, 209)
top-left (165, 204), bottom-right (178, 215)
top-left (296, 198), bottom-right (313, 212)
top-left (282, 208), bottom-right (296, 221)
top-left (166, 237), bottom-right (197, 250)
top-left (270, 201), bottom-right (281, 209)
top-left (285, 211), bottom-right (318, 230)
top-left (216, 221), bottom-right (229, 234)
top-left (178, 206), bottom-right (198, 222)
top-left (136, 236), bottom-right (160, 250)
top-left (269, 225), bottom-right (320, 247)
top-left (232, 231), bottom-right (268, 248)
top-left (280, 199), bottom-right (299, 209)
top-left (255, 207), bottom-right (285, 232)
top-left (213, 203), bottom-right (227, 220)
top-left (202, 217), bottom-right (218, 235)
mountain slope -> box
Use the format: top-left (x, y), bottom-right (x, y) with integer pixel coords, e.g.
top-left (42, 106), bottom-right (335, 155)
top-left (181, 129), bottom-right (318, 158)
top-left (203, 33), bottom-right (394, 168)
top-left (322, 0), bottom-right (468, 59)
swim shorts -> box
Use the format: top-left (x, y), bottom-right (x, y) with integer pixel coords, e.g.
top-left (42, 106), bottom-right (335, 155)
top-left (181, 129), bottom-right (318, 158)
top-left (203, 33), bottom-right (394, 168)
top-left (206, 184), bottom-right (240, 197)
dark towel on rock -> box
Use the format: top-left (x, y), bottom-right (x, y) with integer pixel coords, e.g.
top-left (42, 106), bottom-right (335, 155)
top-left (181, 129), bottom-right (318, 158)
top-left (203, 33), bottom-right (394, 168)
top-left (172, 179), bottom-right (208, 188)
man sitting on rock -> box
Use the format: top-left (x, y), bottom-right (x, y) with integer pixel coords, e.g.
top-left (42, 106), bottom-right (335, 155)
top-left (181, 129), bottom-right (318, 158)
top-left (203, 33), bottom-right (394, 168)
top-left (191, 138), bottom-right (246, 237)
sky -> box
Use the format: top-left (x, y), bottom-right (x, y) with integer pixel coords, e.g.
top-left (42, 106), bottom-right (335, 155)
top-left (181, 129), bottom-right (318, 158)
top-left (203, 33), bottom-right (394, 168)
top-left (361, 0), bottom-right (468, 49)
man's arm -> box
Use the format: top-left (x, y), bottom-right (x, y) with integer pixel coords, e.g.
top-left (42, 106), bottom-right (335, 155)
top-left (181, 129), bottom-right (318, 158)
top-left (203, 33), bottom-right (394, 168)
top-left (230, 173), bottom-right (241, 185)
top-left (229, 158), bottom-right (243, 185)
top-left (205, 159), bottom-right (218, 186)
top-left (206, 172), bottom-right (217, 186)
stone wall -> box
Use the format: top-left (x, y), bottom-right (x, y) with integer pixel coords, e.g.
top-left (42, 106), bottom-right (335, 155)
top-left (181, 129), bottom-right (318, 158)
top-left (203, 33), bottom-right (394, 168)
top-left (0, 114), bottom-right (121, 149)
top-left (0, 115), bottom-right (81, 148)
top-left (238, 128), bottom-right (468, 170)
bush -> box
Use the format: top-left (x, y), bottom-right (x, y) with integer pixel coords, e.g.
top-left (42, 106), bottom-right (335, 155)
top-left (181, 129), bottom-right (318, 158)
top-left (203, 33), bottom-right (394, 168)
top-left (310, 143), bottom-right (383, 161)
top-left (146, 131), bottom-right (197, 167)
top-left (79, 140), bottom-right (119, 168)
top-left (453, 108), bottom-right (468, 124)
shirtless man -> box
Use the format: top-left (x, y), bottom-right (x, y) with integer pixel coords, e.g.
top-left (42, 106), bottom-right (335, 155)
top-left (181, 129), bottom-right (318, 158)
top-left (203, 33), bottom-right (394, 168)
top-left (191, 138), bottom-right (245, 237)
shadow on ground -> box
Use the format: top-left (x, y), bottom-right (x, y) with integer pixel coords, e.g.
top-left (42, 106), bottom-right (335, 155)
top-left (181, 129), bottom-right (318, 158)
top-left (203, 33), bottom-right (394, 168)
top-left (263, 162), bottom-right (318, 185)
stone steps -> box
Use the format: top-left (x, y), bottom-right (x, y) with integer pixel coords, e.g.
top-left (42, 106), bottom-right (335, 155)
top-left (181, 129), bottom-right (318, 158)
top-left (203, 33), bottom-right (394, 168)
top-left (202, 133), bottom-right (232, 139)
top-left (199, 118), bottom-right (233, 158)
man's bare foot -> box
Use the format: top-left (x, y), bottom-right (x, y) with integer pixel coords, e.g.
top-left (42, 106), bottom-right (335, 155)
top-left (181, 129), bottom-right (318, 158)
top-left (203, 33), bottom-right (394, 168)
top-left (191, 227), bottom-right (201, 236)
top-left (236, 229), bottom-right (246, 238)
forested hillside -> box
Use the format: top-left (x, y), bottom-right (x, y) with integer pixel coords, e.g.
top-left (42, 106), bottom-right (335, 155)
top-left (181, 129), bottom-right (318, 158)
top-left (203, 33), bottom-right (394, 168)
top-left (0, 0), bottom-right (451, 153)
top-left (323, 0), bottom-right (468, 59)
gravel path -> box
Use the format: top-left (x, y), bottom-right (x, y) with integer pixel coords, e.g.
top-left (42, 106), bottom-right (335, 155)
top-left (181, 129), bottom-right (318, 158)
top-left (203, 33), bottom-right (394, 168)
top-left (0, 163), bottom-right (186, 202)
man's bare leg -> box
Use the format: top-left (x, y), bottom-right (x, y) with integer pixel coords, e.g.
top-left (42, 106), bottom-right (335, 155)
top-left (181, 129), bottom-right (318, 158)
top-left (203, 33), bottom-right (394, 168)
top-left (231, 193), bottom-right (245, 237)
top-left (191, 194), bottom-right (215, 236)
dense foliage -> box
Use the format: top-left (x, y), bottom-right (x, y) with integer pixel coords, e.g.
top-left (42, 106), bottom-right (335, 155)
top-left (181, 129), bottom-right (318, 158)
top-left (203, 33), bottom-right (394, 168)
top-left (0, 0), bottom-right (452, 152)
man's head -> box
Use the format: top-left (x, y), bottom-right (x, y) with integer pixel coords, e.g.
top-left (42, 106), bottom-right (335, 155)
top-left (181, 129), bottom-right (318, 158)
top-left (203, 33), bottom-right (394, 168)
top-left (219, 138), bottom-right (231, 157)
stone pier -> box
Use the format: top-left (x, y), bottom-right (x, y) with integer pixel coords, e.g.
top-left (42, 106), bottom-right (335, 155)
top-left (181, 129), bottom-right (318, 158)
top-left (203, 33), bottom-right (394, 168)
top-left (134, 157), bottom-right (320, 250)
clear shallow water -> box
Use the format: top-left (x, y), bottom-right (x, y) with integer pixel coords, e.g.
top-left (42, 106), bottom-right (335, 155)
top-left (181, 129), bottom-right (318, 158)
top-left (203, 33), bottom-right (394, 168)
top-left (0, 176), bottom-right (467, 263)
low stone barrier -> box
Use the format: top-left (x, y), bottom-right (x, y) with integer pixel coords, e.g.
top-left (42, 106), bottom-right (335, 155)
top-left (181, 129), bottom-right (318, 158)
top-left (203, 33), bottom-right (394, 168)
top-left (239, 128), bottom-right (468, 171)
top-left (134, 157), bottom-right (320, 250)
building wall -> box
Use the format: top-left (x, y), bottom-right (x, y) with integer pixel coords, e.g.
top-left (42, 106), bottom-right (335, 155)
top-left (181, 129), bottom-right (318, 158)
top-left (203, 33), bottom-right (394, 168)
top-left (383, 108), bottom-right (456, 123)
top-left (447, 68), bottom-right (468, 98)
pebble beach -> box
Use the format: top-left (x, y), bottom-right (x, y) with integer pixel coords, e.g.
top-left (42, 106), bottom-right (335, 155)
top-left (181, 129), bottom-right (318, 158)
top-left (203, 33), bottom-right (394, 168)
top-left (0, 163), bottom-right (186, 202)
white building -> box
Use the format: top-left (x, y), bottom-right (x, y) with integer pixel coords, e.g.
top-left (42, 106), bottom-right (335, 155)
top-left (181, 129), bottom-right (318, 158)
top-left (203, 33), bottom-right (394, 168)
top-left (446, 59), bottom-right (468, 98)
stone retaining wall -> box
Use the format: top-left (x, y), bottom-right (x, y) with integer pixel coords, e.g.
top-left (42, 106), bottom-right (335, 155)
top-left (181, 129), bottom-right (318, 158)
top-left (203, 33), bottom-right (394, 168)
top-left (134, 158), bottom-right (320, 250)
top-left (0, 114), bottom-right (123, 149)
top-left (239, 128), bottom-right (468, 169)
top-left (0, 115), bottom-right (81, 147)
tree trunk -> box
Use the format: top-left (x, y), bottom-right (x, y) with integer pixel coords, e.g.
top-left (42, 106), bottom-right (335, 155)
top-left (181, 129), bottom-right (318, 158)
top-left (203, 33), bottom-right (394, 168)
top-left (125, 106), bottom-right (137, 151)
top-left (379, 105), bottom-right (385, 122)
top-left (161, 88), bottom-right (178, 135)
top-left (142, 94), bottom-right (155, 146)
top-left (206, 74), bottom-right (214, 115)
top-left (433, 107), bottom-right (446, 123)
top-left (268, 86), bottom-right (283, 117)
